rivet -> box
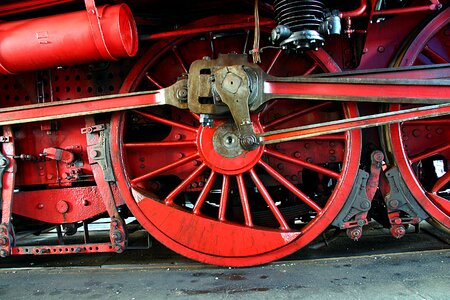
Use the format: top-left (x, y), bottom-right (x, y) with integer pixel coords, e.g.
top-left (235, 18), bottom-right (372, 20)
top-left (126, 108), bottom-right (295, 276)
top-left (56, 200), bottom-right (69, 214)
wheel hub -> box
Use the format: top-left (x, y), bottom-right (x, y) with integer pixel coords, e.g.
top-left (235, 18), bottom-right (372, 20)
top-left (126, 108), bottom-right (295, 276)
top-left (197, 119), bottom-right (264, 175)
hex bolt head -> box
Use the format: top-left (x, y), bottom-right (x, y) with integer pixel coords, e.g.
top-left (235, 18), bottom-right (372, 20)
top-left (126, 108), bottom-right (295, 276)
top-left (0, 237), bottom-right (8, 246)
top-left (0, 158), bottom-right (8, 167)
top-left (0, 249), bottom-right (8, 257)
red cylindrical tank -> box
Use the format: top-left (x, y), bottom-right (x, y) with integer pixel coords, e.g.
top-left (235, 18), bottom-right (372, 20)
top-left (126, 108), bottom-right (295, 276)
top-left (0, 4), bottom-right (138, 74)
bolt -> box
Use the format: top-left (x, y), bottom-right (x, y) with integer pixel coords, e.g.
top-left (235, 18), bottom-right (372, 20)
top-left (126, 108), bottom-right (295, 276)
top-left (412, 129), bottom-right (421, 137)
top-left (360, 200), bottom-right (371, 210)
top-left (112, 231), bottom-right (123, 243)
top-left (306, 157), bottom-right (313, 163)
top-left (174, 134), bottom-right (182, 140)
top-left (329, 149), bottom-right (335, 155)
top-left (304, 143), bottom-right (310, 149)
top-left (177, 153), bottom-right (184, 159)
top-left (176, 88), bottom-right (188, 100)
top-left (436, 128), bottom-right (443, 135)
top-left (426, 133), bottom-right (432, 139)
top-left (37, 203), bottom-right (44, 209)
top-left (347, 227), bottom-right (362, 241)
top-left (90, 150), bottom-right (101, 158)
top-left (371, 150), bottom-right (384, 163)
top-left (111, 220), bottom-right (119, 228)
top-left (294, 151), bottom-right (301, 158)
top-left (377, 46), bottom-right (385, 53)
top-left (83, 200), bottom-right (90, 206)
top-left (0, 158), bottom-right (8, 167)
top-left (391, 225), bottom-right (406, 239)
top-left (388, 199), bottom-right (399, 209)
top-left (277, 163), bottom-right (284, 170)
top-left (0, 249), bottom-right (8, 257)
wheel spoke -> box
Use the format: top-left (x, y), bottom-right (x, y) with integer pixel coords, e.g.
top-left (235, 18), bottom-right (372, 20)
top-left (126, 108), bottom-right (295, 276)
top-left (172, 46), bottom-right (188, 73)
top-left (422, 45), bottom-right (448, 64)
top-left (265, 49), bottom-right (282, 74)
top-left (410, 143), bottom-right (450, 163)
top-left (193, 170), bottom-right (218, 214)
top-left (145, 72), bottom-right (164, 89)
top-left (249, 168), bottom-right (290, 230)
top-left (264, 149), bottom-right (340, 179)
top-left (431, 171), bottom-right (450, 194)
top-left (218, 175), bottom-right (230, 221)
top-left (303, 62), bottom-right (319, 76)
top-left (124, 140), bottom-right (196, 148)
top-left (165, 163), bottom-right (208, 205)
top-left (131, 153), bottom-right (200, 184)
top-left (263, 101), bottom-right (333, 130)
top-left (190, 112), bottom-right (200, 121)
top-left (133, 110), bottom-right (198, 132)
top-left (258, 159), bottom-right (322, 213)
top-left (236, 174), bottom-right (253, 227)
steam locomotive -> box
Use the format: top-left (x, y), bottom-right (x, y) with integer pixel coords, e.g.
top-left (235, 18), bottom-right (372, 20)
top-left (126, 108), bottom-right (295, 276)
top-left (0, 0), bottom-right (448, 266)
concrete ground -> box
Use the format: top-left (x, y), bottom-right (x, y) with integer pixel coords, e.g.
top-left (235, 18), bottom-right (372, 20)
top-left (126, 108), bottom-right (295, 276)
top-left (0, 249), bottom-right (449, 299)
top-left (0, 222), bottom-right (448, 299)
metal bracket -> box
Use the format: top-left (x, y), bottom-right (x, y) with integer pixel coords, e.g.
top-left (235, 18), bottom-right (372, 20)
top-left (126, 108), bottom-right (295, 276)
top-left (332, 169), bottom-right (371, 231)
top-left (110, 217), bottom-right (127, 253)
top-left (0, 152), bottom-right (9, 191)
top-left (384, 167), bottom-right (428, 226)
top-left (85, 124), bottom-right (115, 182)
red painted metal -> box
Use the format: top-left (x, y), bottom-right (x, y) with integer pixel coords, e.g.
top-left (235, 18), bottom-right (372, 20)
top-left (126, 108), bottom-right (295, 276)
top-left (12, 187), bottom-right (107, 223)
top-left (0, 0), bottom-right (449, 265)
top-left (109, 17), bottom-right (362, 266)
top-left (388, 7), bottom-right (450, 229)
top-left (263, 80), bottom-right (450, 101)
top-left (0, 4), bottom-right (138, 74)
top-left (0, 1), bottom-right (76, 17)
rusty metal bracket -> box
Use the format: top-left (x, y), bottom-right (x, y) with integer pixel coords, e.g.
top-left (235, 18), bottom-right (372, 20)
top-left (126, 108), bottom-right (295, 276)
top-left (85, 117), bottom-right (128, 253)
top-left (85, 124), bottom-right (115, 182)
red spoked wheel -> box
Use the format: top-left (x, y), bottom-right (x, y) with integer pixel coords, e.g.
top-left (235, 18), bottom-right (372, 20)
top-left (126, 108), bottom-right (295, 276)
top-left (388, 7), bottom-right (450, 230)
top-left (111, 15), bottom-right (361, 266)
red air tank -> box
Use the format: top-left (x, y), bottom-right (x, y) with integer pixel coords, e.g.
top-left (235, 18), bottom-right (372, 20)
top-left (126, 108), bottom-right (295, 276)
top-left (0, 4), bottom-right (138, 74)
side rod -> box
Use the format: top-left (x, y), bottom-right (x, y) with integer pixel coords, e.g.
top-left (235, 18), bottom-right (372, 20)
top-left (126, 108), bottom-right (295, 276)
top-left (259, 103), bottom-right (450, 144)
top-left (262, 77), bottom-right (450, 105)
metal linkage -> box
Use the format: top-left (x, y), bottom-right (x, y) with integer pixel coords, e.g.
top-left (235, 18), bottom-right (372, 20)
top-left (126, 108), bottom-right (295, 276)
top-left (259, 103), bottom-right (450, 145)
top-left (0, 127), bottom-right (15, 257)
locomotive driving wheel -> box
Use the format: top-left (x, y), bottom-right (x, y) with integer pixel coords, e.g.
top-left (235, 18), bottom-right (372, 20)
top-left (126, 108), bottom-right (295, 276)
top-left (387, 7), bottom-right (450, 230)
top-left (111, 15), bottom-right (361, 266)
